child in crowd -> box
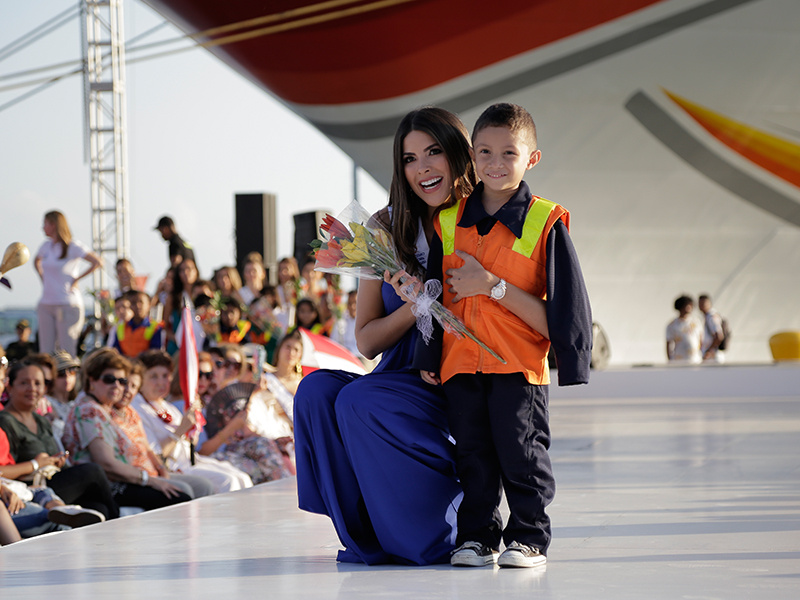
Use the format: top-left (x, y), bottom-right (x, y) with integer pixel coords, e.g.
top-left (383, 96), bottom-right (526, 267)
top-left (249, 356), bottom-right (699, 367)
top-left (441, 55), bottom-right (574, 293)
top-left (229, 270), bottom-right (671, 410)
top-left (294, 298), bottom-right (330, 336)
top-left (112, 290), bottom-right (165, 357)
top-left (216, 299), bottom-right (252, 345)
top-left (416, 103), bottom-right (592, 568)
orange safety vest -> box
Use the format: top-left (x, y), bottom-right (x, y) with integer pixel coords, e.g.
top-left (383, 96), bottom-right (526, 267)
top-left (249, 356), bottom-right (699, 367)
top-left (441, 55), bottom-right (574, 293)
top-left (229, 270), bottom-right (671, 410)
top-left (435, 195), bottom-right (569, 385)
top-left (216, 320), bottom-right (252, 344)
top-left (117, 320), bottom-right (163, 357)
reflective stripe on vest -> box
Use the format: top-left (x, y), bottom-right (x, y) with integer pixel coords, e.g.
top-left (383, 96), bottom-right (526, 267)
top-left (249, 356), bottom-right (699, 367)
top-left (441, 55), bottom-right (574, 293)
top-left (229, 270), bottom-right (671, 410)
top-left (117, 320), bottom-right (160, 341)
top-left (439, 197), bottom-right (557, 258)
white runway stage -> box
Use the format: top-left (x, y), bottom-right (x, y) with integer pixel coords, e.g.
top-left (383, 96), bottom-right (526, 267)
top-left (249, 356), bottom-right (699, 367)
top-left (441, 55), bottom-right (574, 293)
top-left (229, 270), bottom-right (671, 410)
top-left (1, 365), bottom-right (798, 599)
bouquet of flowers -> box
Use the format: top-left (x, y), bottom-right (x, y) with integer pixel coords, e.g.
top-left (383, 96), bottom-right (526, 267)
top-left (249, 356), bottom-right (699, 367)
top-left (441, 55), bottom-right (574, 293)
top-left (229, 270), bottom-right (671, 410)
top-left (247, 295), bottom-right (285, 342)
top-left (311, 201), bottom-right (506, 364)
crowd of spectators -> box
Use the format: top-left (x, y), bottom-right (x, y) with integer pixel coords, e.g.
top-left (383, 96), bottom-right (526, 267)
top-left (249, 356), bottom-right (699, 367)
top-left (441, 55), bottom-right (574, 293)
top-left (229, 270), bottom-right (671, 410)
top-left (1, 213), bottom-right (366, 545)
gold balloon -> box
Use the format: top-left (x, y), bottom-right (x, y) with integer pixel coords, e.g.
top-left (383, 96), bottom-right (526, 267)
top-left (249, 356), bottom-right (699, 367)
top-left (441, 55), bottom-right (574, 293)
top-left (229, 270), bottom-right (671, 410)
top-left (0, 242), bottom-right (30, 275)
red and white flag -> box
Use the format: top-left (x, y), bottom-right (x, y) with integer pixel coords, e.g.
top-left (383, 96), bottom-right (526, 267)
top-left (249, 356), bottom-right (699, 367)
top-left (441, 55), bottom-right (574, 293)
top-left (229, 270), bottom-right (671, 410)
top-left (178, 301), bottom-right (205, 438)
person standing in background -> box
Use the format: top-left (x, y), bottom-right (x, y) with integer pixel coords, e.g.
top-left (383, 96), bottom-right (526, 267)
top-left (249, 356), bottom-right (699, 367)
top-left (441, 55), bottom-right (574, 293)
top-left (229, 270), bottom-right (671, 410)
top-left (154, 215), bottom-right (195, 268)
top-left (698, 294), bottom-right (725, 363)
top-left (34, 211), bottom-right (102, 357)
top-left (666, 295), bottom-right (702, 364)
top-left (4, 320), bottom-right (37, 362)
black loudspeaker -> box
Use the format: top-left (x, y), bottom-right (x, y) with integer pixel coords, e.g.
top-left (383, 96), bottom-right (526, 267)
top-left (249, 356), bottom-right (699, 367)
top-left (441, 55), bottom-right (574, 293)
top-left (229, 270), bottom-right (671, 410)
top-left (235, 193), bottom-right (277, 278)
top-left (293, 211), bottom-right (327, 269)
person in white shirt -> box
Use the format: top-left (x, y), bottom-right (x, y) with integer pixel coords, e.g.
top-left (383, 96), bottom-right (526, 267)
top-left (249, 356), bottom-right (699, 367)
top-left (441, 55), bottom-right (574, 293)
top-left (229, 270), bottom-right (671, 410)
top-left (666, 295), bottom-right (702, 364)
top-left (33, 211), bottom-right (102, 356)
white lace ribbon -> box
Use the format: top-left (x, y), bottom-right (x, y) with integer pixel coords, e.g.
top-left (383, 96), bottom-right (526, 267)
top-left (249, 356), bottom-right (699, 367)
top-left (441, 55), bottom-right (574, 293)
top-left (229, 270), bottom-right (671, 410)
top-left (405, 279), bottom-right (442, 344)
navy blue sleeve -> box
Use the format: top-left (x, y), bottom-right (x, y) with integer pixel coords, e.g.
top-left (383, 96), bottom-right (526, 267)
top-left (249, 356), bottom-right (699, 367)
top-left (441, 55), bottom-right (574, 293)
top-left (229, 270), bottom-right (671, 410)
top-left (411, 233), bottom-right (444, 373)
top-left (546, 220), bottom-right (593, 386)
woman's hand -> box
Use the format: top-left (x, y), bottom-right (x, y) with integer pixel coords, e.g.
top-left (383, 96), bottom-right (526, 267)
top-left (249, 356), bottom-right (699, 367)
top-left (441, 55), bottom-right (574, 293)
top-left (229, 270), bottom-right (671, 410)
top-left (148, 477), bottom-right (183, 499)
top-left (0, 484), bottom-right (25, 515)
top-left (35, 452), bottom-right (65, 469)
top-left (384, 270), bottom-right (421, 304)
top-left (445, 250), bottom-right (496, 302)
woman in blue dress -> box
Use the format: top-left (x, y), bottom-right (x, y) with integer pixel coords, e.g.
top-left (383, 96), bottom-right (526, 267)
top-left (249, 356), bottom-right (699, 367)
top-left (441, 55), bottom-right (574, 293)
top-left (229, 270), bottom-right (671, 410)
top-left (294, 107), bottom-right (478, 565)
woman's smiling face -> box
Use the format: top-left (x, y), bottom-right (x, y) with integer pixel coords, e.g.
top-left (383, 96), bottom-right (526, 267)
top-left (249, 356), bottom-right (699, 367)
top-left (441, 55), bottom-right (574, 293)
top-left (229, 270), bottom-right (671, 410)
top-left (7, 365), bottom-right (45, 411)
top-left (403, 130), bottom-right (454, 211)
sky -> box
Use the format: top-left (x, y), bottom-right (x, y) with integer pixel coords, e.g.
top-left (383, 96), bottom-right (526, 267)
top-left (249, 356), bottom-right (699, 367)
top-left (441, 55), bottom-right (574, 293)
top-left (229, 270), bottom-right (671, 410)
top-left (0, 0), bottom-right (388, 313)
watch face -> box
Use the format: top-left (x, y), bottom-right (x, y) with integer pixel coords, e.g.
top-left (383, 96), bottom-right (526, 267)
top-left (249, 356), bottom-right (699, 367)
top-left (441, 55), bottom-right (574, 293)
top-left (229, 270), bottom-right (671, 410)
top-left (491, 280), bottom-right (506, 300)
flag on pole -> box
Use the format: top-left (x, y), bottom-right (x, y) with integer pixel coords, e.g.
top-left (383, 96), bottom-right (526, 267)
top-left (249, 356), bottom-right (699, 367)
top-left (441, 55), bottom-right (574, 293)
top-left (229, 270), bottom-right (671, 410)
top-left (178, 298), bottom-right (205, 461)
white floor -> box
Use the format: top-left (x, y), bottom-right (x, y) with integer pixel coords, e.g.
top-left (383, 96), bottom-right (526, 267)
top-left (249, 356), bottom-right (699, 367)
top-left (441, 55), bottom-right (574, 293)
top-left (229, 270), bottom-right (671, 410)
top-left (1, 365), bottom-right (798, 599)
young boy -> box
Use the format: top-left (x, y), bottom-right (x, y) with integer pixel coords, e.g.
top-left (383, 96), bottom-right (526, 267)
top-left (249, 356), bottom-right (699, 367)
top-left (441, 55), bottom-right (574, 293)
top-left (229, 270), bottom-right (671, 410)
top-left (415, 103), bottom-right (592, 568)
top-left (112, 290), bottom-right (165, 357)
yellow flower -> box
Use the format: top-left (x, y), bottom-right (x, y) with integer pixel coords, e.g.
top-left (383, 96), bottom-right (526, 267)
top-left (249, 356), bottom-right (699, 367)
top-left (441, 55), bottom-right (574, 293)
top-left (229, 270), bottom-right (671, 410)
top-left (339, 239), bottom-right (372, 264)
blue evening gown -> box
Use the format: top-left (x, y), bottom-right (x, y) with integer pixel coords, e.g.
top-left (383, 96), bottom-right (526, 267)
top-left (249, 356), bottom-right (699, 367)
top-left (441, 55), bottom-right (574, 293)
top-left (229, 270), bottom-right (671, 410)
top-left (294, 282), bottom-right (462, 565)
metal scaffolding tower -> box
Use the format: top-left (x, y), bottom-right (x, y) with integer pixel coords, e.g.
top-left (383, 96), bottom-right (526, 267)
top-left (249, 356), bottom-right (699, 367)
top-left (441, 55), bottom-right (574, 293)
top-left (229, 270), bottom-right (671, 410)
top-left (81, 0), bottom-right (130, 301)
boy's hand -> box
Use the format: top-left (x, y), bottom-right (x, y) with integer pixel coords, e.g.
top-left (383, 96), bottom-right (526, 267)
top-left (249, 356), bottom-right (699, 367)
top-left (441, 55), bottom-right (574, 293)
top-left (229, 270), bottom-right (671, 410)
top-left (420, 370), bottom-right (441, 386)
top-left (446, 251), bottom-right (495, 302)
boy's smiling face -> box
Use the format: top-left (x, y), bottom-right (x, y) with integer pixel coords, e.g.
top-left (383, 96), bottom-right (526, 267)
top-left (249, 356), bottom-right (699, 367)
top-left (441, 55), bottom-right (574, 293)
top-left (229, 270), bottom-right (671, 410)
top-left (473, 126), bottom-right (541, 205)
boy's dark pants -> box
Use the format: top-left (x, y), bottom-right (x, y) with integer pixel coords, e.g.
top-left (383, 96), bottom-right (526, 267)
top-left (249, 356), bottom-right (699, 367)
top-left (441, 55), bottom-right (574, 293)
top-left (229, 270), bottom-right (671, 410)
top-left (443, 372), bottom-right (554, 553)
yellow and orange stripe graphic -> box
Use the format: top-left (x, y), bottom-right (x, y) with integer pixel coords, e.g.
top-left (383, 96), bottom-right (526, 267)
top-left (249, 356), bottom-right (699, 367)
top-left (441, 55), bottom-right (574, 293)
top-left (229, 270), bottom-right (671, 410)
top-left (665, 89), bottom-right (800, 189)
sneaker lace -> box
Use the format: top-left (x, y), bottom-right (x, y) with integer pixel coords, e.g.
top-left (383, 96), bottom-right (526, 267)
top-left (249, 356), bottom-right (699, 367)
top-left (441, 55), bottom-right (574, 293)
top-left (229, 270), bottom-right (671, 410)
top-left (453, 541), bottom-right (485, 554)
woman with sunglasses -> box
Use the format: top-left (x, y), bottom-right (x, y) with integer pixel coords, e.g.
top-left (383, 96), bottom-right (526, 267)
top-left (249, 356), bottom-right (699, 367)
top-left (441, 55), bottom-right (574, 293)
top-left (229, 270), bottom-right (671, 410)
top-left (133, 349), bottom-right (252, 493)
top-left (0, 359), bottom-right (120, 520)
top-left (61, 348), bottom-right (192, 510)
top-left (109, 359), bottom-right (214, 501)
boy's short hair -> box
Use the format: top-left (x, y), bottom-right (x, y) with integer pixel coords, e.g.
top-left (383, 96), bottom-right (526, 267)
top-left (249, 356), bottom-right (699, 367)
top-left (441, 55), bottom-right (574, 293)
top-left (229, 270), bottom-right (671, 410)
top-left (473, 103), bottom-right (537, 151)
top-left (123, 289), bottom-right (149, 302)
top-left (674, 295), bottom-right (694, 312)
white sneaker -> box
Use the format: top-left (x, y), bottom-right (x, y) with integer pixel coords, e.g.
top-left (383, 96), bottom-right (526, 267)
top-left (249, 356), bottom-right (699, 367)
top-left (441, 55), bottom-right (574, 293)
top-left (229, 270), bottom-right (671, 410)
top-left (450, 541), bottom-right (498, 567)
top-left (497, 541), bottom-right (547, 568)
top-left (48, 505), bottom-right (106, 528)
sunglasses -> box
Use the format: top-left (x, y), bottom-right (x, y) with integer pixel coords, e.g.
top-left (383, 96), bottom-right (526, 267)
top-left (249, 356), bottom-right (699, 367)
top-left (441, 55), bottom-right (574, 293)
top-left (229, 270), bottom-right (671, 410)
top-left (100, 374), bottom-right (128, 386)
top-left (57, 367), bottom-right (78, 377)
top-left (215, 359), bottom-right (242, 369)
top-left (199, 370), bottom-right (213, 380)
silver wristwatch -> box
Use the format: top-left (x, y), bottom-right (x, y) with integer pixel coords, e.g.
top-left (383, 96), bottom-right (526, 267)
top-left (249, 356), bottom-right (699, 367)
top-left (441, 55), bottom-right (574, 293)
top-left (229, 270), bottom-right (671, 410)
top-left (490, 278), bottom-right (507, 301)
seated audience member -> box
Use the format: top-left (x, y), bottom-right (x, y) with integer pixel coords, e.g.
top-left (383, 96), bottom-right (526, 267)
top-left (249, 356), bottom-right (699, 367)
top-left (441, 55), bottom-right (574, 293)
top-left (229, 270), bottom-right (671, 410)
top-left (191, 279), bottom-right (215, 303)
top-left (42, 350), bottom-right (81, 446)
top-left (293, 297), bottom-right (330, 336)
top-left (113, 258), bottom-right (140, 299)
top-left (1, 471), bottom-right (103, 536)
top-left (216, 298), bottom-right (253, 345)
top-left (0, 359), bottom-right (119, 520)
top-left (112, 290), bottom-right (165, 357)
top-left (330, 290), bottom-right (362, 360)
top-left (104, 294), bottom-right (134, 348)
top-left (110, 359), bottom-right (213, 500)
top-left (213, 266), bottom-right (244, 306)
top-left (133, 350), bottom-right (252, 492)
top-left (5, 320), bottom-right (37, 363)
top-left (26, 353), bottom-right (58, 420)
top-left (1, 367), bottom-right (104, 533)
top-left (198, 343), bottom-right (296, 484)
top-left (239, 253), bottom-right (266, 307)
top-left (62, 349), bottom-right (192, 510)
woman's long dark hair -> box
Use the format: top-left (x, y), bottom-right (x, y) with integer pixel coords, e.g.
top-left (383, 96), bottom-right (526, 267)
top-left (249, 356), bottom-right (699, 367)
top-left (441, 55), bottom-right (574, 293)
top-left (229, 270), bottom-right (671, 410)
top-left (387, 107), bottom-right (477, 278)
